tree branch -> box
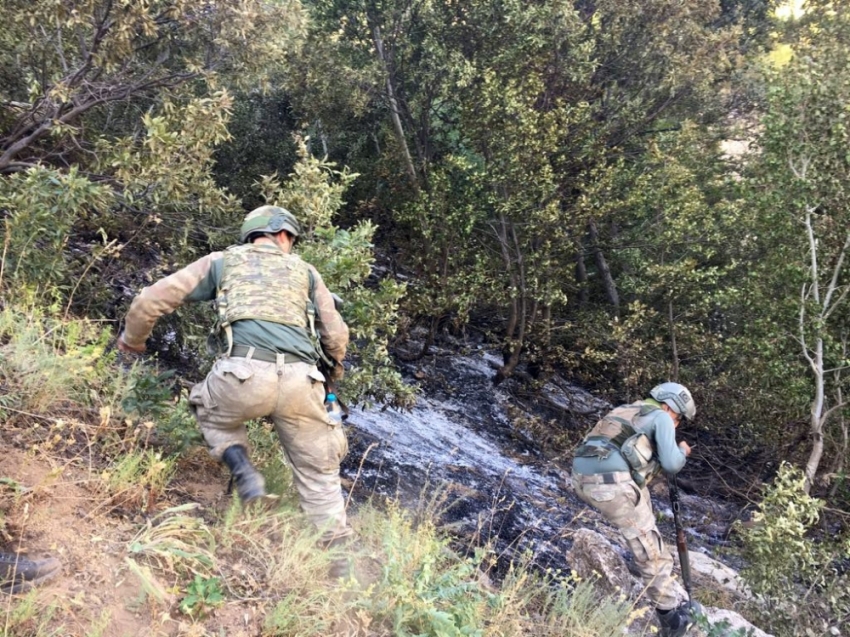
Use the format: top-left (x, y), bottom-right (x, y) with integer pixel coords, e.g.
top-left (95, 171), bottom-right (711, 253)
top-left (804, 206), bottom-right (820, 305)
top-left (823, 232), bottom-right (850, 319)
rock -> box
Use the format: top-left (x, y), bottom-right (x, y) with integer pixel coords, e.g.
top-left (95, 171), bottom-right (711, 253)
top-left (690, 550), bottom-right (752, 599)
top-left (565, 528), bottom-right (636, 597)
top-left (670, 549), bottom-right (751, 600)
top-left (702, 607), bottom-right (773, 637)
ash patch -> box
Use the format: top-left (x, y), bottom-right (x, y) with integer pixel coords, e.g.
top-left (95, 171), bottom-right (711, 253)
top-left (342, 335), bottom-right (740, 579)
top-left (341, 340), bottom-right (600, 575)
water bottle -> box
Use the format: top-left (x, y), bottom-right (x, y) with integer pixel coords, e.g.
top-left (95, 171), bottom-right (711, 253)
top-left (325, 392), bottom-right (344, 425)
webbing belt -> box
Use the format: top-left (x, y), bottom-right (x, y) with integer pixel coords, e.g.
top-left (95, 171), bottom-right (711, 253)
top-left (229, 344), bottom-right (304, 364)
top-left (572, 471), bottom-right (633, 485)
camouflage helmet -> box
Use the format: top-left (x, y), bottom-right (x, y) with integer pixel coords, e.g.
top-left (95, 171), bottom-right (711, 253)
top-left (239, 205), bottom-right (301, 244)
top-left (650, 382), bottom-right (696, 421)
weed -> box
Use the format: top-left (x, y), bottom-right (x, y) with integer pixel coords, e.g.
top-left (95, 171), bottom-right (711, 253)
top-left (101, 449), bottom-right (177, 513)
top-left (263, 589), bottom-right (342, 636)
top-left (1, 591), bottom-right (63, 637)
top-left (355, 504), bottom-right (499, 636)
top-left (0, 304), bottom-right (122, 416)
top-left (82, 609), bottom-right (112, 637)
top-left (121, 368), bottom-right (176, 420)
top-left (124, 556), bottom-right (176, 608)
top-left (127, 504), bottom-right (216, 577)
top-left (694, 614), bottom-right (752, 637)
top-left (178, 575), bottom-right (225, 617)
top-left (247, 420), bottom-right (296, 503)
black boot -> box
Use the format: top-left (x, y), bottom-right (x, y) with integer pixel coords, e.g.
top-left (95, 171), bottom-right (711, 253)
top-left (656, 601), bottom-right (703, 637)
top-left (222, 445), bottom-right (267, 504)
top-left (0, 552), bottom-right (62, 594)
top-left (324, 535), bottom-right (355, 581)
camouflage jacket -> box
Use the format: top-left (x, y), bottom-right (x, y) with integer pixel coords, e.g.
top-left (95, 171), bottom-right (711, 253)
top-left (122, 244), bottom-right (348, 367)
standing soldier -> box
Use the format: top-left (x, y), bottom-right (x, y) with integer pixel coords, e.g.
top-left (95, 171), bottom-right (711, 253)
top-left (118, 205), bottom-right (354, 578)
top-left (571, 382), bottom-right (701, 637)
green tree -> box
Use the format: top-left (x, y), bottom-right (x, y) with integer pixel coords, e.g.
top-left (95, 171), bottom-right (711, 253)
top-left (0, 0), bottom-right (305, 173)
top-left (257, 140), bottom-right (415, 407)
top-left (294, 0), bottom-right (744, 385)
top-left (744, 3), bottom-right (850, 493)
top-left (0, 0), bottom-right (307, 308)
top-left (570, 124), bottom-right (743, 400)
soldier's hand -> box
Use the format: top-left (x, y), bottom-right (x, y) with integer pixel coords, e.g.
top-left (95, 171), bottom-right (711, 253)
top-left (117, 332), bottom-right (145, 354)
top-left (115, 332), bottom-right (145, 371)
top-left (678, 441), bottom-right (692, 457)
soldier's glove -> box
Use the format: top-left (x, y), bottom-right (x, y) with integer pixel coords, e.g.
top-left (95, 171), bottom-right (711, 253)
top-left (117, 332), bottom-right (146, 354)
top-left (115, 332), bottom-right (145, 370)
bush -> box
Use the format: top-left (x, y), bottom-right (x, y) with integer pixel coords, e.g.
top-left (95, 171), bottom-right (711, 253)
top-left (0, 303), bottom-right (125, 416)
top-left (740, 463), bottom-right (823, 597)
top-left (739, 462), bottom-right (849, 636)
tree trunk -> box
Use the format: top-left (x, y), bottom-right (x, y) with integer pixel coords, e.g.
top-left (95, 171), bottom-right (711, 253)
top-left (828, 384), bottom-right (847, 500)
top-left (575, 248), bottom-right (588, 309)
top-left (804, 337), bottom-right (825, 494)
top-left (371, 23), bottom-right (419, 192)
top-left (668, 299), bottom-right (679, 382)
top-left (588, 218), bottom-right (619, 312)
top-left (494, 213), bottom-right (528, 384)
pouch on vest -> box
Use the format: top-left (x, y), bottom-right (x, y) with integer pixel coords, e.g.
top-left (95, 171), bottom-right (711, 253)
top-left (621, 432), bottom-right (657, 487)
top-left (206, 328), bottom-right (227, 357)
top-left (621, 432), bottom-right (653, 472)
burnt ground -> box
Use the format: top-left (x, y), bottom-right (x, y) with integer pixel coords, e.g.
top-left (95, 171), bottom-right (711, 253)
top-left (340, 330), bottom-right (743, 579)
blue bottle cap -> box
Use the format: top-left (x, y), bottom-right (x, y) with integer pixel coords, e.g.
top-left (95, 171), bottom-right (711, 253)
top-left (327, 393), bottom-right (337, 401)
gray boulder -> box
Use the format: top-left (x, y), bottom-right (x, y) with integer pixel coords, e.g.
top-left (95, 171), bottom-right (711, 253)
top-left (565, 528), bottom-right (636, 597)
top-left (702, 607), bottom-right (773, 637)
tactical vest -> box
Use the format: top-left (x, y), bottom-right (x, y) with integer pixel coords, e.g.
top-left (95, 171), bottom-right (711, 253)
top-left (575, 401), bottom-right (661, 487)
top-left (211, 244), bottom-right (314, 355)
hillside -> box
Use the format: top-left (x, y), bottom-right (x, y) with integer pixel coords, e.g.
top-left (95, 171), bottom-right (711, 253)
top-left (2, 323), bottom-right (771, 637)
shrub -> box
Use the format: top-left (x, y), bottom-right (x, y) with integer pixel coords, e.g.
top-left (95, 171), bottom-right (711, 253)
top-left (0, 304), bottom-right (124, 416)
top-left (121, 368), bottom-right (177, 420)
top-left (739, 462), bottom-right (849, 636)
top-left (740, 463), bottom-right (823, 597)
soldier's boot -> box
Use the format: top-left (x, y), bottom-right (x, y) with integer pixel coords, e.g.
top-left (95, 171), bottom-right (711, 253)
top-left (0, 552), bottom-right (62, 594)
top-left (222, 445), bottom-right (267, 504)
top-left (656, 600), bottom-right (703, 637)
top-left (324, 534), bottom-right (355, 581)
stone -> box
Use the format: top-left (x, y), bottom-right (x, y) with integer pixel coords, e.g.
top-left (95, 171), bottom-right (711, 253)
top-left (670, 549), bottom-right (751, 600)
top-left (566, 528), bottom-right (635, 597)
top-left (702, 607), bottom-right (774, 637)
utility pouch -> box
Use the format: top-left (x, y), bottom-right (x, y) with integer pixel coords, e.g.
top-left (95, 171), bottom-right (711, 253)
top-left (620, 432), bottom-right (654, 472)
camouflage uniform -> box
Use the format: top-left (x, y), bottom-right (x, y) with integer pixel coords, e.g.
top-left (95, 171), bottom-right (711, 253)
top-left (122, 243), bottom-right (352, 542)
top-left (571, 402), bottom-right (687, 611)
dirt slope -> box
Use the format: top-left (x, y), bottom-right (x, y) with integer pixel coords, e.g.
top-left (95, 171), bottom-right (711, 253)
top-left (1, 440), bottom-right (249, 637)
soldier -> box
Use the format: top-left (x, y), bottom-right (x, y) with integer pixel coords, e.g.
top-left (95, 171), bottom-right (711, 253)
top-left (571, 382), bottom-right (701, 637)
top-left (118, 205), bottom-right (353, 577)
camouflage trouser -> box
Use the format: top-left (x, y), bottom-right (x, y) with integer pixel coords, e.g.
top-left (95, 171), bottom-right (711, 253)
top-left (190, 355), bottom-right (352, 542)
top-left (572, 472), bottom-right (684, 610)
